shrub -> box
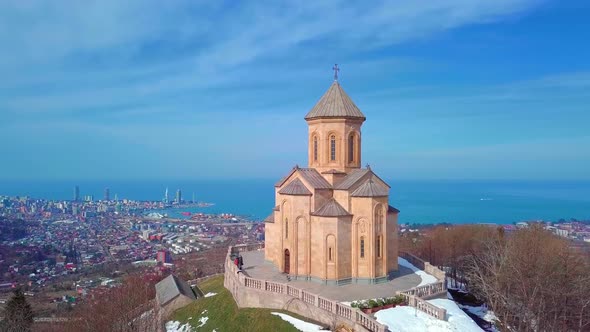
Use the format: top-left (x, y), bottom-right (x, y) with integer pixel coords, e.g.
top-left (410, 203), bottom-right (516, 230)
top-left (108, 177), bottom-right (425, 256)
top-left (368, 300), bottom-right (378, 308)
top-left (376, 298), bottom-right (385, 307)
top-left (394, 295), bottom-right (406, 305)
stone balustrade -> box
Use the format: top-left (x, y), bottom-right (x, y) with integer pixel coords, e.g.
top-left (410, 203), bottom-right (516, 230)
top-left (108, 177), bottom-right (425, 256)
top-left (399, 251), bottom-right (446, 281)
top-left (396, 292), bottom-right (446, 320)
top-left (224, 246), bottom-right (389, 332)
top-left (224, 246), bottom-right (450, 331)
top-left (402, 281), bottom-right (446, 299)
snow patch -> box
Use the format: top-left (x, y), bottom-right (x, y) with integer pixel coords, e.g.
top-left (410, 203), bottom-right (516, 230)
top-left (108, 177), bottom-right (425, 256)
top-left (271, 312), bottom-right (323, 332)
top-left (165, 321), bottom-right (193, 332)
top-left (196, 316), bottom-right (209, 328)
top-left (459, 303), bottom-right (499, 331)
top-left (398, 257), bottom-right (438, 286)
top-left (204, 292), bottom-right (217, 298)
top-left (374, 299), bottom-right (483, 332)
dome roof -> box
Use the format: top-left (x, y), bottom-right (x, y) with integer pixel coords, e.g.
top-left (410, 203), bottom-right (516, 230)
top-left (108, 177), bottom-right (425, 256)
top-left (304, 81), bottom-right (365, 121)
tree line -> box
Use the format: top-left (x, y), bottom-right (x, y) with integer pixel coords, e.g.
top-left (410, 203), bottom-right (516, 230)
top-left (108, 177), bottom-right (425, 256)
top-left (401, 224), bottom-right (590, 332)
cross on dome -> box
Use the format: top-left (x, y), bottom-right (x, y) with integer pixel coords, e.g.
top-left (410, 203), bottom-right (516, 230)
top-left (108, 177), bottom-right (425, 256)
top-left (332, 64), bottom-right (339, 81)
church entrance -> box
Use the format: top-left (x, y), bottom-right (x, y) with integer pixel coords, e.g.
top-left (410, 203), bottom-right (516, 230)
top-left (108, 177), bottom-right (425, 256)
top-left (284, 249), bottom-right (290, 274)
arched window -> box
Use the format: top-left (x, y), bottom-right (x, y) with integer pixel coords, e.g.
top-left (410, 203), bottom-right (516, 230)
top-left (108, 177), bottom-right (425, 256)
top-left (330, 135), bottom-right (336, 161)
top-left (313, 136), bottom-right (318, 162)
top-left (285, 218), bottom-right (288, 239)
top-left (360, 236), bottom-right (365, 258)
top-left (375, 205), bottom-right (383, 232)
top-left (348, 134), bottom-right (354, 163)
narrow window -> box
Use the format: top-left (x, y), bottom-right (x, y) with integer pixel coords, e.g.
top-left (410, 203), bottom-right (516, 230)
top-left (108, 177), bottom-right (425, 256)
top-left (376, 236), bottom-right (382, 258)
top-left (313, 136), bottom-right (318, 161)
top-left (348, 134), bottom-right (354, 163)
top-left (360, 237), bottom-right (365, 258)
top-left (329, 247), bottom-right (333, 261)
top-left (285, 218), bottom-right (288, 239)
top-left (330, 135), bottom-right (336, 161)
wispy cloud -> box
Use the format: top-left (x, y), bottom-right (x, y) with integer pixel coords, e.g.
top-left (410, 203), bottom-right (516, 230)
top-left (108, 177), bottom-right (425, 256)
top-left (7, 0), bottom-right (579, 180)
top-left (0, 0), bottom-right (540, 119)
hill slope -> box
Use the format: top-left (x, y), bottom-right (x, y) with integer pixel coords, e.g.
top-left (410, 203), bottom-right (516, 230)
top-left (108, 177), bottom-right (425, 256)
top-left (169, 275), bottom-right (325, 332)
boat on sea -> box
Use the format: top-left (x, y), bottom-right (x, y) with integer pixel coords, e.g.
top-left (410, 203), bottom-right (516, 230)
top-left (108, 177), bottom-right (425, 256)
top-left (181, 212), bottom-right (191, 216)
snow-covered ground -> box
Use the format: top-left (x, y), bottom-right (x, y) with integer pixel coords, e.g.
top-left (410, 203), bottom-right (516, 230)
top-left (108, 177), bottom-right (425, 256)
top-left (341, 256), bottom-right (438, 307)
top-left (204, 292), bottom-right (217, 298)
top-left (165, 321), bottom-right (193, 332)
top-left (374, 299), bottom-right (483, 332)
top-left (398, 257), bottom-right (438, 286)
top-left (458, 303), bottom-right (498, 331)
top-left (271, 312), bottom-right (324, 332)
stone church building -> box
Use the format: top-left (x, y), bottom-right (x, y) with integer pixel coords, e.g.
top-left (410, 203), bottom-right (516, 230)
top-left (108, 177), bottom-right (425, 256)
top-left (264, 74), bottom-right (399, 285)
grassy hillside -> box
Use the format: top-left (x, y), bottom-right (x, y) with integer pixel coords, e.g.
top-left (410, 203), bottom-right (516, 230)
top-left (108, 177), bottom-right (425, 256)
top-left (170, 275), bottom-right (326, 332)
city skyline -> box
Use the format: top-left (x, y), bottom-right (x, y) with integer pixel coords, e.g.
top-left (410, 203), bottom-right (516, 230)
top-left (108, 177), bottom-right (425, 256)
top-left (1, 1), bottom-right (589, 181)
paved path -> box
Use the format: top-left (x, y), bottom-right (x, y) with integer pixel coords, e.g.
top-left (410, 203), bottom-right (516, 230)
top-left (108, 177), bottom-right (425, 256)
top-left (239, 250), bottom-right (421, 301)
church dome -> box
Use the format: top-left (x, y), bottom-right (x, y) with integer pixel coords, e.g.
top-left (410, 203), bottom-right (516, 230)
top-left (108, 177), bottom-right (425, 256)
top-left (304, 81), bottom-right (366, 121)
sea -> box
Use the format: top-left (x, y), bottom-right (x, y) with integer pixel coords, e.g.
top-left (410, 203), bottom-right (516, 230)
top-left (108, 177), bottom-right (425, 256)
top-left (1, 179), bottom-right (589, 225)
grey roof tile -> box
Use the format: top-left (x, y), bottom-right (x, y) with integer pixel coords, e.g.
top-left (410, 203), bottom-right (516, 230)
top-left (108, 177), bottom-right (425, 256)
top-left (334, 169), bottom-right (370, 190)
top-left (298, 168), bottom-right (332, 189)
top-left (278, 178), bottom-right (312, 196)
top-left (275, 167), bottom-right (297, 187)
top-left (275, 167), bottom-right (332, 189)
top-left (312, 198), bottom-right (351, 217)
top-left (351, 179), bottom-right (389, 197)
top-left (305, 81), bottom-right (366, 120)
top-left (335, 168), bottom-right (391, 190)
top-left (321, 169), bottom-right (347, 174)
top-left (156, 274), bottom-right (197, 306)
top-left (388, 205), bottom-right (400, 214)
top-left (264, 213), bottom-right (275, 223)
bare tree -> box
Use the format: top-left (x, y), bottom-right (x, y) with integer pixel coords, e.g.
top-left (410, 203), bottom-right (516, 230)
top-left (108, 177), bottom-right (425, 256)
top-left (466, 225), bottom-right (590, 332)
top-left (57, 274), bottom-right (163, 332)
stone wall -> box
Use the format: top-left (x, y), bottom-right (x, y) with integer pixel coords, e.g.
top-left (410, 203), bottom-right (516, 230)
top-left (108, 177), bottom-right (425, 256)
top-left (225, 244), bottom-right (388, 332)
top-left (397, 251), bottom-right (448, 320)
top-left (225, 245), bottom-right (450, 332)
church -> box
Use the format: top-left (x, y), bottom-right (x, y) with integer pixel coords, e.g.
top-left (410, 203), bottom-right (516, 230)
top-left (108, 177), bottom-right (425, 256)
top-left (264, 68), bottom-right (399, 285)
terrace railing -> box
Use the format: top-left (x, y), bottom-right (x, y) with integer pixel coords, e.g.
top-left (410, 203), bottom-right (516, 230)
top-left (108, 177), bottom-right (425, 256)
top-left (224, 246), bottom-right (450, 331)
top-left (224, 245), bottom-right (389, 332)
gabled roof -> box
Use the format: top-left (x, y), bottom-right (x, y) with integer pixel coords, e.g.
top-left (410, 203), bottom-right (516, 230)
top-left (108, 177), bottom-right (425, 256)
top-left (351, 179), bottom-right (389, 197)
top-left (388, 205), bottom-right (400, 214)
top-left (278, 178), bottom-right (312, 196)
top-left (334, 169), bottom-right (370, 190)
top-left (334, 167), bottom-right (390, 190)
top-left (156, 274), bottom-right (198, 306)
top-left (264, 213), bottom-right (275, 223)
top-left (305, 81), bottom-right (366, 120)
top-left (321, 169), bottom-right (347, 175)
top-left (275, 167), bottom-right (332, 189)
top-left (312, 198), bottom-right (351, 217)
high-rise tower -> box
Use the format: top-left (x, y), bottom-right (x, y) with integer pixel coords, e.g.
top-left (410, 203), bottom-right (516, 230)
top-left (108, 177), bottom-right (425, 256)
top-left (74, 185), bottom-right (80, 202)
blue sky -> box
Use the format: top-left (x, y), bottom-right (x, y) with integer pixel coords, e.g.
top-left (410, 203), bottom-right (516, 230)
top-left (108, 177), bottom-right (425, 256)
top-left (1, 0), bottom-right (589, 181)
